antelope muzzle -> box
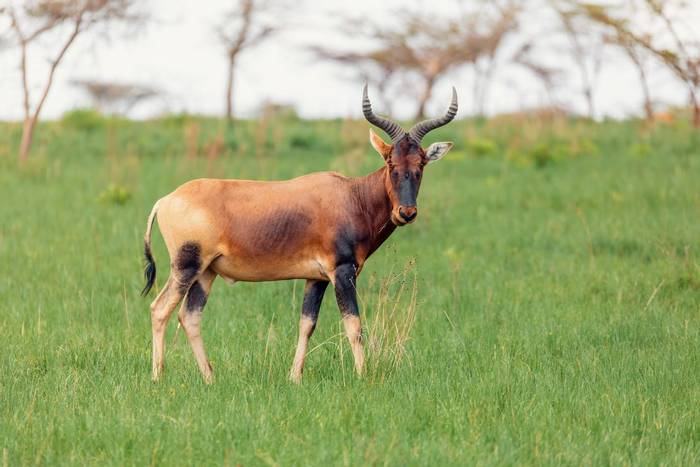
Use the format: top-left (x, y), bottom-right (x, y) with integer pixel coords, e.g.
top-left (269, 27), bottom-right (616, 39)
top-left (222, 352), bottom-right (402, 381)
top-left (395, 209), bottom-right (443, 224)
top-left (392, 205), bottom-right (418, 225)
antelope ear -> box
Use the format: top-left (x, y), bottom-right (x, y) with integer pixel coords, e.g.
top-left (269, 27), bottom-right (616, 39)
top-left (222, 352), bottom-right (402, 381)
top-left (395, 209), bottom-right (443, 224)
top-left (425, 142), bottom-right (453, 164)
top-left (369, 129), bottom-right (392, 158)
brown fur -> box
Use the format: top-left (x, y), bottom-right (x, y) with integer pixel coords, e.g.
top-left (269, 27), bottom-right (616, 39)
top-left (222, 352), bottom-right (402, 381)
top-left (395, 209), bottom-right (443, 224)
top-left (154, 168), bottom-right (394, 283)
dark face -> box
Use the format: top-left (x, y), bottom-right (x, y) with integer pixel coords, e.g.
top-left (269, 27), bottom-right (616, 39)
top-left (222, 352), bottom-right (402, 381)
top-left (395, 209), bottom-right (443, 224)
top-left (385, 137), bottom-right (426, 226)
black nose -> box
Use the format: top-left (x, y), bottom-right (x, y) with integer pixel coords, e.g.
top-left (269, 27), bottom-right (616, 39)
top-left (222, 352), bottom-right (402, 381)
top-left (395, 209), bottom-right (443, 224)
top-left (399, 206), bottom-right (417, 222)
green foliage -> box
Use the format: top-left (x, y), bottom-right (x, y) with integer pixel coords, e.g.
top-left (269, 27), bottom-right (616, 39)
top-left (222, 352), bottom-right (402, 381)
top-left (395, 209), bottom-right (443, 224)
top-left (283, 124), bottom-right (336, 153)
top-left (287, 126), bottom-right (317, 149)
top-left (529, 143), bottom-right (556, 167)
top-left (223, 128), bottom-right (239, 152)
top-left (630, 142), bottom-right (653, 158)
top-left (0, 117), bottom-right (699, 465)
top-left (98, 183), bottom-right (132, 205)
top-left (466, 137), bottom-right (497, 157)
top-left (60, 108), bottom-right (106, 132)
top-left (155, 112), bottom-right (196, 128)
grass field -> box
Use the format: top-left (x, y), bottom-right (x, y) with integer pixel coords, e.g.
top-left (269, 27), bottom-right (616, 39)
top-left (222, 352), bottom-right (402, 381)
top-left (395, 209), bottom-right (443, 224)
top-left (1, 113), bottom-right (699, 465)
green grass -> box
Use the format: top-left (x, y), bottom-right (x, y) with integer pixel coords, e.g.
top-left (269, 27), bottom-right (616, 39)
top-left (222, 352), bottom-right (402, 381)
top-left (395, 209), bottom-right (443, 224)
top-left (1, 115), bottom-right (699, 465)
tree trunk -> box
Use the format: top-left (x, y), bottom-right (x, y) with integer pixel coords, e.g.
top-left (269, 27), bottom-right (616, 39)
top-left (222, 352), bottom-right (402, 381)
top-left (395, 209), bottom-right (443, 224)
top-left (415, 75), bottom-right (436, 121)
top-left (19, 117), bottom-right (37, 162)
top-left (472, 67), bottom-right (482, 117)
top-left (640, 75), bottom-right (654, 122)
top-left (16, 14), bottom-right (83, 162)
top-left (687, 87), bottom-right (700, 127)
top-left (477, 58), bottom-right (496, 117)
top-left (376, 80), bottom-right (394, 116)
top-left (225, 55), bottom-right (236, 123)
top-left (584, 87), bottom-right (595, 120)
top-left (628, 49), bottom-right (653, 122)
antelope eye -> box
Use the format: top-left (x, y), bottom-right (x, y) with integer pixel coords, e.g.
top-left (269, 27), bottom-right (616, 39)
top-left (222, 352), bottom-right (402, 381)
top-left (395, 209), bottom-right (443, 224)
top-left (391, 170), bottom-right (399, 179)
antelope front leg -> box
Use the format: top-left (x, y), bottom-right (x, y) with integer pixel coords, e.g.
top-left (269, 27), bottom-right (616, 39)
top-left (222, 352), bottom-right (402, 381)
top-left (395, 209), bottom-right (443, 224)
top-left (333, 263), bottom-right (364, 376)
top-left (290, 280), bottom-right (329, 383)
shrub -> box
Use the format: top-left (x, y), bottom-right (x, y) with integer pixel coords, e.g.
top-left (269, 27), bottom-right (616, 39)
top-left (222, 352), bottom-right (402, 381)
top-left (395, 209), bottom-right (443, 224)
top-left (157, 112), bottom-right (194, 128)
top-left (530, 144), bottom-right (556, 168)
top-left (224, 129), bottom-right (239, 152)
top-left (284, 125), bottom-right (335, 153)
top-left (61, 108), bottom-right (105, 132)
top-left (467, 137), bottom-right (497, 158)
top-left (629, 142), bottom-right (652, 158)
top-left (286, 126), bottom-right (317, 150)
top-left (98, 183), bottom-right (132, 205)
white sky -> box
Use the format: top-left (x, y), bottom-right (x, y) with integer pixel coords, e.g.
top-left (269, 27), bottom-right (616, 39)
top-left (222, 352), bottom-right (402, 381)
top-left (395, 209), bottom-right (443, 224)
top-left (0, 0), bottom-right (696, 121)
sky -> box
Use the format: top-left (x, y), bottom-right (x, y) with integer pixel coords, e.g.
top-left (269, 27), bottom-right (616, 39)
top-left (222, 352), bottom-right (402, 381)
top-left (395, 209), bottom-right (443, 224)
top-left (0, 0), bottom-right (697, 121)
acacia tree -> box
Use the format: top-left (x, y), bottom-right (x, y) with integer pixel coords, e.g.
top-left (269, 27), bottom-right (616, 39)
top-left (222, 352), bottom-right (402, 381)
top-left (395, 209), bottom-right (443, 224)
top-left (313, 4), bottom-right (519, 120)
top-left (548, 0), bottom-right (604, 119)
top-left (72, 79), bottom-right (159, 115)
top-left (574, 0), bottom-right (699, 125)
top-left (635, 0), bottom-right (700, 126)
top-left (468, 3), bottom-right (521, 116)
top-left (577, 3), bottom-right (655, 121)
top-left (511, 42), bottom-right (565, 109)
top-left (217, 0), bottom-right (280, 122)
top-left (309, 44), bottom-right (400, 115)
top-left (5, 0), bottom-right (142, 161)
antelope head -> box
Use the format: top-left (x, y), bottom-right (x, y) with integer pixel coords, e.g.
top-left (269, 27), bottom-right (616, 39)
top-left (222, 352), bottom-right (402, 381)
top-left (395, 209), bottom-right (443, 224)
top-left (362, 85), bottom-right (457, 226)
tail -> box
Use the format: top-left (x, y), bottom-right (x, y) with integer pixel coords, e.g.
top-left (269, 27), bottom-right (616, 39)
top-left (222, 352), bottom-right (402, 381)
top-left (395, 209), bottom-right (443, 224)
top-left (141, 200), bottom-right (160, 296)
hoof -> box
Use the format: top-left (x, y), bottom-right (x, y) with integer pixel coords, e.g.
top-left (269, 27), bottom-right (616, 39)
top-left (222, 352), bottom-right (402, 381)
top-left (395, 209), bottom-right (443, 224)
top-left (289, 371), bottom-right (302, 384)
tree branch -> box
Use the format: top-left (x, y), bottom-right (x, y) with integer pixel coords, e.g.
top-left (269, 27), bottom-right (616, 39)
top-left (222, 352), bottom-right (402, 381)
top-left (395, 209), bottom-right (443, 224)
top-left (31, 8), bottom-right (86, 122)
top-left (8, 9), bottom-right (32, 121)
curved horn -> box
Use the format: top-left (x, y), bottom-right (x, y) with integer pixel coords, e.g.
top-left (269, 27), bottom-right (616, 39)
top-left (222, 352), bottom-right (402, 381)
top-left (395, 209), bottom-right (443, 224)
top-left (408, 87), bottom-right (458, 143)
top-left (362, 84), bottom-right (405, 143)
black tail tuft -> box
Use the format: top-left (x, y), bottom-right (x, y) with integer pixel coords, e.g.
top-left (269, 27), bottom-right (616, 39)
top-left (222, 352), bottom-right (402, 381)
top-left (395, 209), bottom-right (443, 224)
top-left (141, 241), bottom-right (157, 296)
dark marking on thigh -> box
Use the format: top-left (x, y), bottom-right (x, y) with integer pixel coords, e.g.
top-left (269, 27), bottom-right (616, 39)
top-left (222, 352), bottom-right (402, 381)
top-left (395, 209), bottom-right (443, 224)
top-left (176, 242), bottom-right (201, 293)
top-left (186, 281), bottom-right (207, 312)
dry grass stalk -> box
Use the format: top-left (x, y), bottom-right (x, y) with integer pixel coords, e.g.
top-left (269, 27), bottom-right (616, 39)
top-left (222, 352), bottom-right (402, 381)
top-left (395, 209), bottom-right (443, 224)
top-left (360, 259), bottom-right (419, 380)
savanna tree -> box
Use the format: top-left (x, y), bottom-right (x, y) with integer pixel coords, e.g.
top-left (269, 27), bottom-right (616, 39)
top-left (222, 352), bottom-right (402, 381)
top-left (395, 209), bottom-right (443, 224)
top-left (511, 41), bottom-right (565, 109)
top-left (216, 0), bottom-right (281, 122)
top-left (548, 0), bottom-right (604, 119)
top-left (309, 43), bottom-right (401, 115)
top-left (313, 3), bottom-right (519, 120)
top-left (577, 2), bottom-right (655, 121)
top-left (634, 0), bottom-right (700, 126)
top-left (72, 79), bottom-right (159, 116)
top-left (5, 0), bottom-right (143, 161)
top-left (574, 0), bottom-right (699, 125)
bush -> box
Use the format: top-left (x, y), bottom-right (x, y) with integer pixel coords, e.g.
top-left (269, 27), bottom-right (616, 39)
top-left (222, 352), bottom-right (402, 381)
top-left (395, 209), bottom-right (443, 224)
top-left (224, 129), bottom-right (239, 152)
top-left (286, 126), bottom-right (317, 150)
top-left (61, 108), bottom-right (105, 132)
top-left (156, 112), bottom-right (194, 128)
top-left (629, 142), bottom-right (652, 158)
top-left (98, 183), bottom-right (132, 205)
top-left (467, 138), bottom-right (497, 158)
top-left (283, 125), bottom-right (335, 153)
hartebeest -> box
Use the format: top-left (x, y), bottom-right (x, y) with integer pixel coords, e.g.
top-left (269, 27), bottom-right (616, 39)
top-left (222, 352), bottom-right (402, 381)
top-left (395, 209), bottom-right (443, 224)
top-left (141, 85), bottom-right (457, 383)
